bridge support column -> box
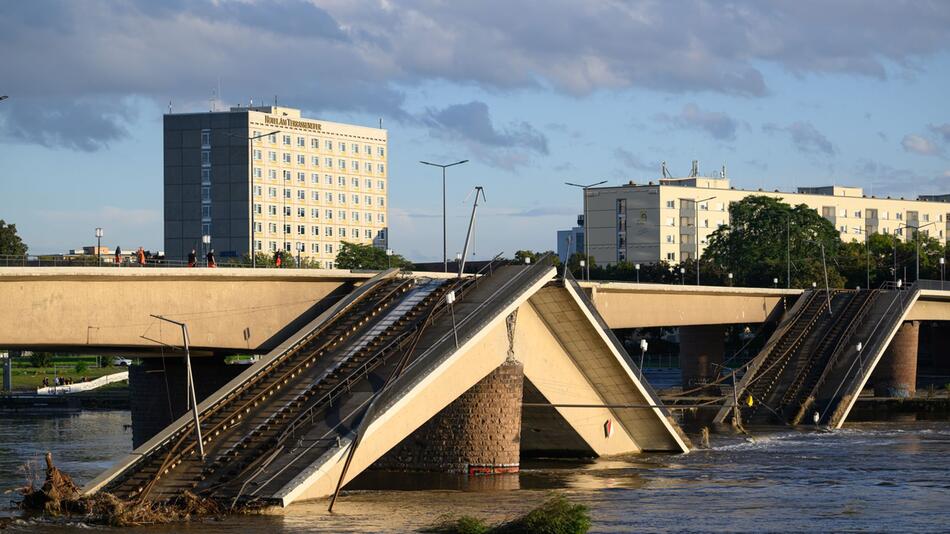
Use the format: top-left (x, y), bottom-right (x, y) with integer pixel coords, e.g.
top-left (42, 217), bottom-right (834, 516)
top-left (2, 350), bottom-right (15, 392)
top-left (679, 325), bottom-right (725, 393)
top-left (874, 321), bottom-right (919, 398)
top-left (373, 359), bottom-right (524, 474)
top-left (129, 356), bottom-right (246, 448)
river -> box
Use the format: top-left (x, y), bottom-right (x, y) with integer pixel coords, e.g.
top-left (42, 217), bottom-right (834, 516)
top-left (1, 411), bottom-right (948, 532)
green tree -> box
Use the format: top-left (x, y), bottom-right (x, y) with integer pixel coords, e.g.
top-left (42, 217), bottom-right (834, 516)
top-left (704, 195), bottom-right (845, 288)
top-left (0, 219), bottom-right (28, 256)
top-left (28, 352), bottom-right (53, 368)
top-left (335, 241), bottom-right (411, 270)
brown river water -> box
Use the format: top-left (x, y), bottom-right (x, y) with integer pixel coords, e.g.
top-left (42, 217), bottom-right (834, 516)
top-left (1, 411), bottom-right (949, 532)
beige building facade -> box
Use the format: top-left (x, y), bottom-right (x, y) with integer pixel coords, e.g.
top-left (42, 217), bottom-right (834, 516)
top-left (582, 177), bottom-right (950, 266)
top-left (164, 106), bottom-right (388, 266)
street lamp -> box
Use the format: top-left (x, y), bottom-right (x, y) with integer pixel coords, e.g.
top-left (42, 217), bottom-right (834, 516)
top-left (386, 248), bottom-right (394, 269)
top-left (635, 263), bottom-right (640, 283)
top-left (95, 227), bottom-right (103, 267)
top-left (420, 159), bottom-right (469, 272)
top-left (638, 339), bottom-right (648, 380)
top-left (227, 129), bottom-right (279, 268)
top-left (895, 221), bottom-right (936, 282)
top-left (680, 266), bottom-right (686, 285)
top-left (941, 257), bottom-right (946, 288)
top-left (694, 196), bottom-right (716, 285)
top-left (728, 272), bottom-right (733, 286)
top-left (297, 242), bottom-right (304, 268)
top-left (566, 180), bottom-right (607, 281)
top-left (773, 277), bottom-right (778, 288)
top-left (852, 226), bottom-right (870, 290)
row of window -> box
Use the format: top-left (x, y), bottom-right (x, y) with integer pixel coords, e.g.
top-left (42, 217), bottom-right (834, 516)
top-left (665, 200), bottom-right (726, 211)
top-left (257, 223), bottom-right (379, 239)
top-left (256, 186), bottom-right (385, 205)
top-left (255, 170), bottom-right (386, 191)
top-left (253, 204), bottom-right (386, 223)
top-left (251, 131), bottom-right (385, 158)
top-left (254, 150), bottom-right (386, 174)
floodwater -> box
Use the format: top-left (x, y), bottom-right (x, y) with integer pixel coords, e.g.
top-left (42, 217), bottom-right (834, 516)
top-left (1, 411), bottom-right (949, 532)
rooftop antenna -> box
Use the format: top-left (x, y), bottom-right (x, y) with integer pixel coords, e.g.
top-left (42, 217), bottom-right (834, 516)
top-left (378, 117), bottom-right (383, 129)
top-left (690, 160), bottom-right (699, 178)
top-left (210, 89), bottom-right (215, 112)
top-left (721, 164), bottom-right (727, 179)
top-left (274, 95), bottom-right (278, 106)
top-left (168, 100), bottom-right (172, 114)
top-left (661, 161), bottom-right (672, 179)
top-left (249, 97), bottom-right (253, 108)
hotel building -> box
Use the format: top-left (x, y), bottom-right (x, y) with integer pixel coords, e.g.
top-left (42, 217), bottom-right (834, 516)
top-left (572, 175), bottom-right (950, 267)
top-left (164, 106), bottom-right (388, 266)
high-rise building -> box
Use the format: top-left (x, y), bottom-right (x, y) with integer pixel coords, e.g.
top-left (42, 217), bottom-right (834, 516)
top-left (164, 106), bottom-right (388, 267)
top-left (560, 175), bottom-right (950, 267)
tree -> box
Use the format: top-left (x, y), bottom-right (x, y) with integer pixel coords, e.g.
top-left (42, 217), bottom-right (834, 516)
top-left (335, 241), bottom-right (411, 270)
top-left (29, 352), bottom-right (53, 368)
top-left (513, 250), bottom-right (559, 267)
top-left (0, 219), bottom-right (28, 256)
top-left (704, 195), bottom-right (845, 288)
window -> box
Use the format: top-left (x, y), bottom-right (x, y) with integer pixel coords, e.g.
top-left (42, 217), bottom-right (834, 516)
top-left (352, 143), bottom-right (359, 153)
top-left (297, 207), bottom-right (305, 216)
top-left (312, 225), bottom-right (320, 236)
top-left (353, 194), bottom-right (359, 204)
top-left (201, 130), bottom-right (210, 147)
top-left (352, 177), bottom-right (360, 187)
top-left (666, 217), bottom-right (675, 226)
top-left (326, 210), bottom-right (333, 219)
top-left (201, 169), bottom-right (211, 184)
top-left (338, 159), bottom-right (346, 169)
top-left (201, 223), bottom-right (211, 236)
top-left (338, 210), bottom-right (346, 220)
top-left (325, 244), bottom-right (333, 254)
top-left (283, 153), bottom-right (291, 163)
top-left (339, 142), bottom-right (346, 151)
top-left (311, 191), bottom-right (319, 201)
top-left (378, 180), bottom-right (385, 190)
top-left (666, 235), bottom-right (674, 243)
top-left (253, 149), bottom-right (262, 160)
top-left (201, 205), bottom-right (211, 219)
top-left (268, 169), bottom-right (277, 179)
top-left (284, 224), bottom-right (292, 235)
top-left (201, 151), bottom-right (211, 166)
top-left (338, 193), bottom-right (346, 203)
top-left (298, 190), bottom-right (305, 200)
top-left (283, 135), bottom-right (291, 145)
top-left (365, 195), bottom-right (372, 205)
top-left (352, 211), bottom-right (359, 221)
top-left (311, 243), bottom-right (319, 253)
top-left (326, 193), bottom-right (333, 204)
top-left (268, 187), bottom-right (277, 198)
top-left (365, 229), bottom-right (372, 239)
top-left (311, 138), bottom-right (319, 149)
top-left (666, 200), bottom-right (675, 209)
top-left (666, 252), bottom-right (676, 261)
top-left (268, 223), bottom-right (277, 233)
top-left (325, 139), bottom-right (332, 150)
top-left (201, 187), bottom-right (210, 202)
top-left (378, 197), bottom-right (385, 207)
top-left (855, 211), bottom-right (862, 218)
top-left (297, 154), bottom-right (305, 165)
top-left (269, 151), bottom-right (277, 161)
top-left (840, 226), bottom-right (848, 233)
top-left (351, 160), bottom-right (358, 170)
top-left (269, 241), bottom-right (277, 251)
top-left (254, 185), bottom-right (262, 197)
top-left (297, 136), bottom-right (305, 147)
top-left (365, 179), bottom-right (372, 188)
top-left (284, 188), bottom-right (291, 199)
top-left (311, 208), bottom-right (319, 218)
top-left (268, 133), bottom-right (277, 143)
top-left (378, 147), bottom-right (385, 157)
top-left (378, 213), bottom-right (385, 223)
top-left (378, 164), bottom-right (385, 174)
top-left (312, 156), bottom-right (319, 166)
top-left (283, 170), bottom-right (291, 181)
top-left (297, 224), bottom-right (305, 235)
top-left (254, 203), bottom-right (262, 214)
top-left (923, 213), bottom-right (930, 222)
top-left (896, 212), bottom-right (903, 220)
top-left (338, 176), bottom-right (346, 186)
top-left (268, 205), bottom-right (277, 215)
top-left (338, 227), bottom-right (346, 237)
top-left (311, 173), bottom-right (319, 184)
top-left (325, 157), bottom-right (333, 167)
top-left (326, 227), bottom-right (333, 236)
top-left (284, 205), bottom-right (292, 216)
top-left (365, 144), bottom-right (372, 154)
top-left (253, 168), bottom-right (262, 178)
top-left (365, 162), bottom-right (372, 172)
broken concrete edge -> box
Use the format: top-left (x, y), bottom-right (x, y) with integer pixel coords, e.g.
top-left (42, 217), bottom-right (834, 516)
top-left (80, 268), bottom-right (402, 496)
top-left (831, 288), bottom-right (921, 429)
top-left (561, 280), bottom-right (692, 454)
top-left (579, 280), bottom-right (803, 297)
top-left (271, 267), bottom-right (558, 506)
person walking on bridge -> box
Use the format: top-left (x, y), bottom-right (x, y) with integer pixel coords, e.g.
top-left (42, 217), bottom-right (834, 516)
top-left (274, 249), bottom-right (282, 268)
top-left (114, 246), bottom-right (121, 266)
top-left (188, 249), bottom-right (197, 268)
top-left (206, 249), bottom-right (216, 268)
top-left (136, 247), bottom-right (145, 267)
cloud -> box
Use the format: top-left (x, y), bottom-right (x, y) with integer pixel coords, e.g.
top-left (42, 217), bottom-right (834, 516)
top-left (423, 101), bottom-right (548, 170)
top-left (928, 123), bottom-right (950, 143)
top-left (508, 206), bottom-right (576, 218)
top-left (654, 103), bottom-right (739, 141)
top-left (762, 121), bottom-right (835, 156)
top-left (3, 1), bottom-right (950, 150)
top-left (901, 133), bottom-right (941, 156)
top-left (613, 147), bottom-right (658, 172)
top-left (0, 97), bottom-right (134, 151)
top-left (854, 159), bottom-right (947, 195)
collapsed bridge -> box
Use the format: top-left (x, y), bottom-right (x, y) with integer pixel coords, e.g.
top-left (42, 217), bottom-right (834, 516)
top-left (82, 258), bottom-right (689, 507)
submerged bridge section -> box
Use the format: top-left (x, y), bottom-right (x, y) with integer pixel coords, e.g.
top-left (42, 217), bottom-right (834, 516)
top-left (83, 260), bottom-right (688, 507)
top-left (716, 283), bottom-right (926, 428)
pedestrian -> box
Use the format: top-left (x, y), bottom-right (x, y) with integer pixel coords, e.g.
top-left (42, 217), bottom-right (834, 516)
top-left (188, 249), bottom-right (197, 268)
top-left (206, 248), bottom-right (216, 268)
top-left (274, 249), bottom-right (282, 268)
top-left (137, 247), bottom-right (145, 266)
top-left (114, 246), bottom-right (122, 266)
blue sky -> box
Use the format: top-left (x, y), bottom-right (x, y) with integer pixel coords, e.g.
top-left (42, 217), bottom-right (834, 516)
top-left (1, 1), bottom-right (949, 260)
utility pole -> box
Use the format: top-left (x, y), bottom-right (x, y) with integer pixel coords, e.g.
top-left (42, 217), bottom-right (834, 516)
top-left (420, 159), bottom-right (469, 272)
top-left (458, 187), bottom-right (486, 278)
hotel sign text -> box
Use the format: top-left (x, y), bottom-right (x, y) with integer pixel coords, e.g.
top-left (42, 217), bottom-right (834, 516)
top-left (264, 115), bottom-right (322, 131)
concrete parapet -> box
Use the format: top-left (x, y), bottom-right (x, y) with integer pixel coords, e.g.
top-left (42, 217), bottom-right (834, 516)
top-left (679, 325), bottom-right (725, 392)
top-left (874, 321), bottom-right (919, 398)
top-left (372, 359), bottom-right (524, 473)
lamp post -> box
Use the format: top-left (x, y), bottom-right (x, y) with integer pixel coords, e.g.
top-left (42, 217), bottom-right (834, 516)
top-left (773, 277), bottom-right (778, 288)
top-left (386, 248), bottom-right (394, 269)
top-left (95, 227), bottom-right (103, 267)
top-left (638, 339), bottom-right (648, 380)
top-left (694, 196), bottom-right (716, 285)
top-left (635, 263), bottom-right (640, 283)
top-left (680, 266), bottom-right (685, 285)
top-left (853, 226), bottom-right (870, 290)
top-left (941, 257), bottom-right (946, 289)
top-left (420, 159), bottom-right (469, 272)
top-left (227, 129), bottom-right (279, 268)
top-left (728, 272), bottom-right (733, 287)
top-left (566, 180), bottom-right (607, 281)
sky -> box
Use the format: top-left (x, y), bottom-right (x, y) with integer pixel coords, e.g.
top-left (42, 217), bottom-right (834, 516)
top-left (1, 0), bottom-right (949, 260)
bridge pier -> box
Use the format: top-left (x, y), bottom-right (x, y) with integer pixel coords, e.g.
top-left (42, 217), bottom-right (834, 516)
top-left (873, 321), bottom-right (919, 398)
top-left (129, 356), bottom-right (246, 448)
top-left (373, 359), bottom-right (524, 474)
top-left (679, 325), bottom-right (725, 393)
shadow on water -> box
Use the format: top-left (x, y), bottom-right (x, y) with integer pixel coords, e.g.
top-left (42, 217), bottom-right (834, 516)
top-left (2, 412), bottom-right (950, 532)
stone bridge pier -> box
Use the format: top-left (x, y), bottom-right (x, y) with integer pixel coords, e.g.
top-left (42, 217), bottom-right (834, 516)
top-left (679, 325), bottom-right (726, 393)
top-left (873, 321), bottom-right (919, 398)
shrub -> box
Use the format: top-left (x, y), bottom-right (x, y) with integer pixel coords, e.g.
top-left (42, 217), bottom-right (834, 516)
top-left (29, 352), bottom-right (54, 368)
top-left (75, 362), bottom-right (88, 374)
